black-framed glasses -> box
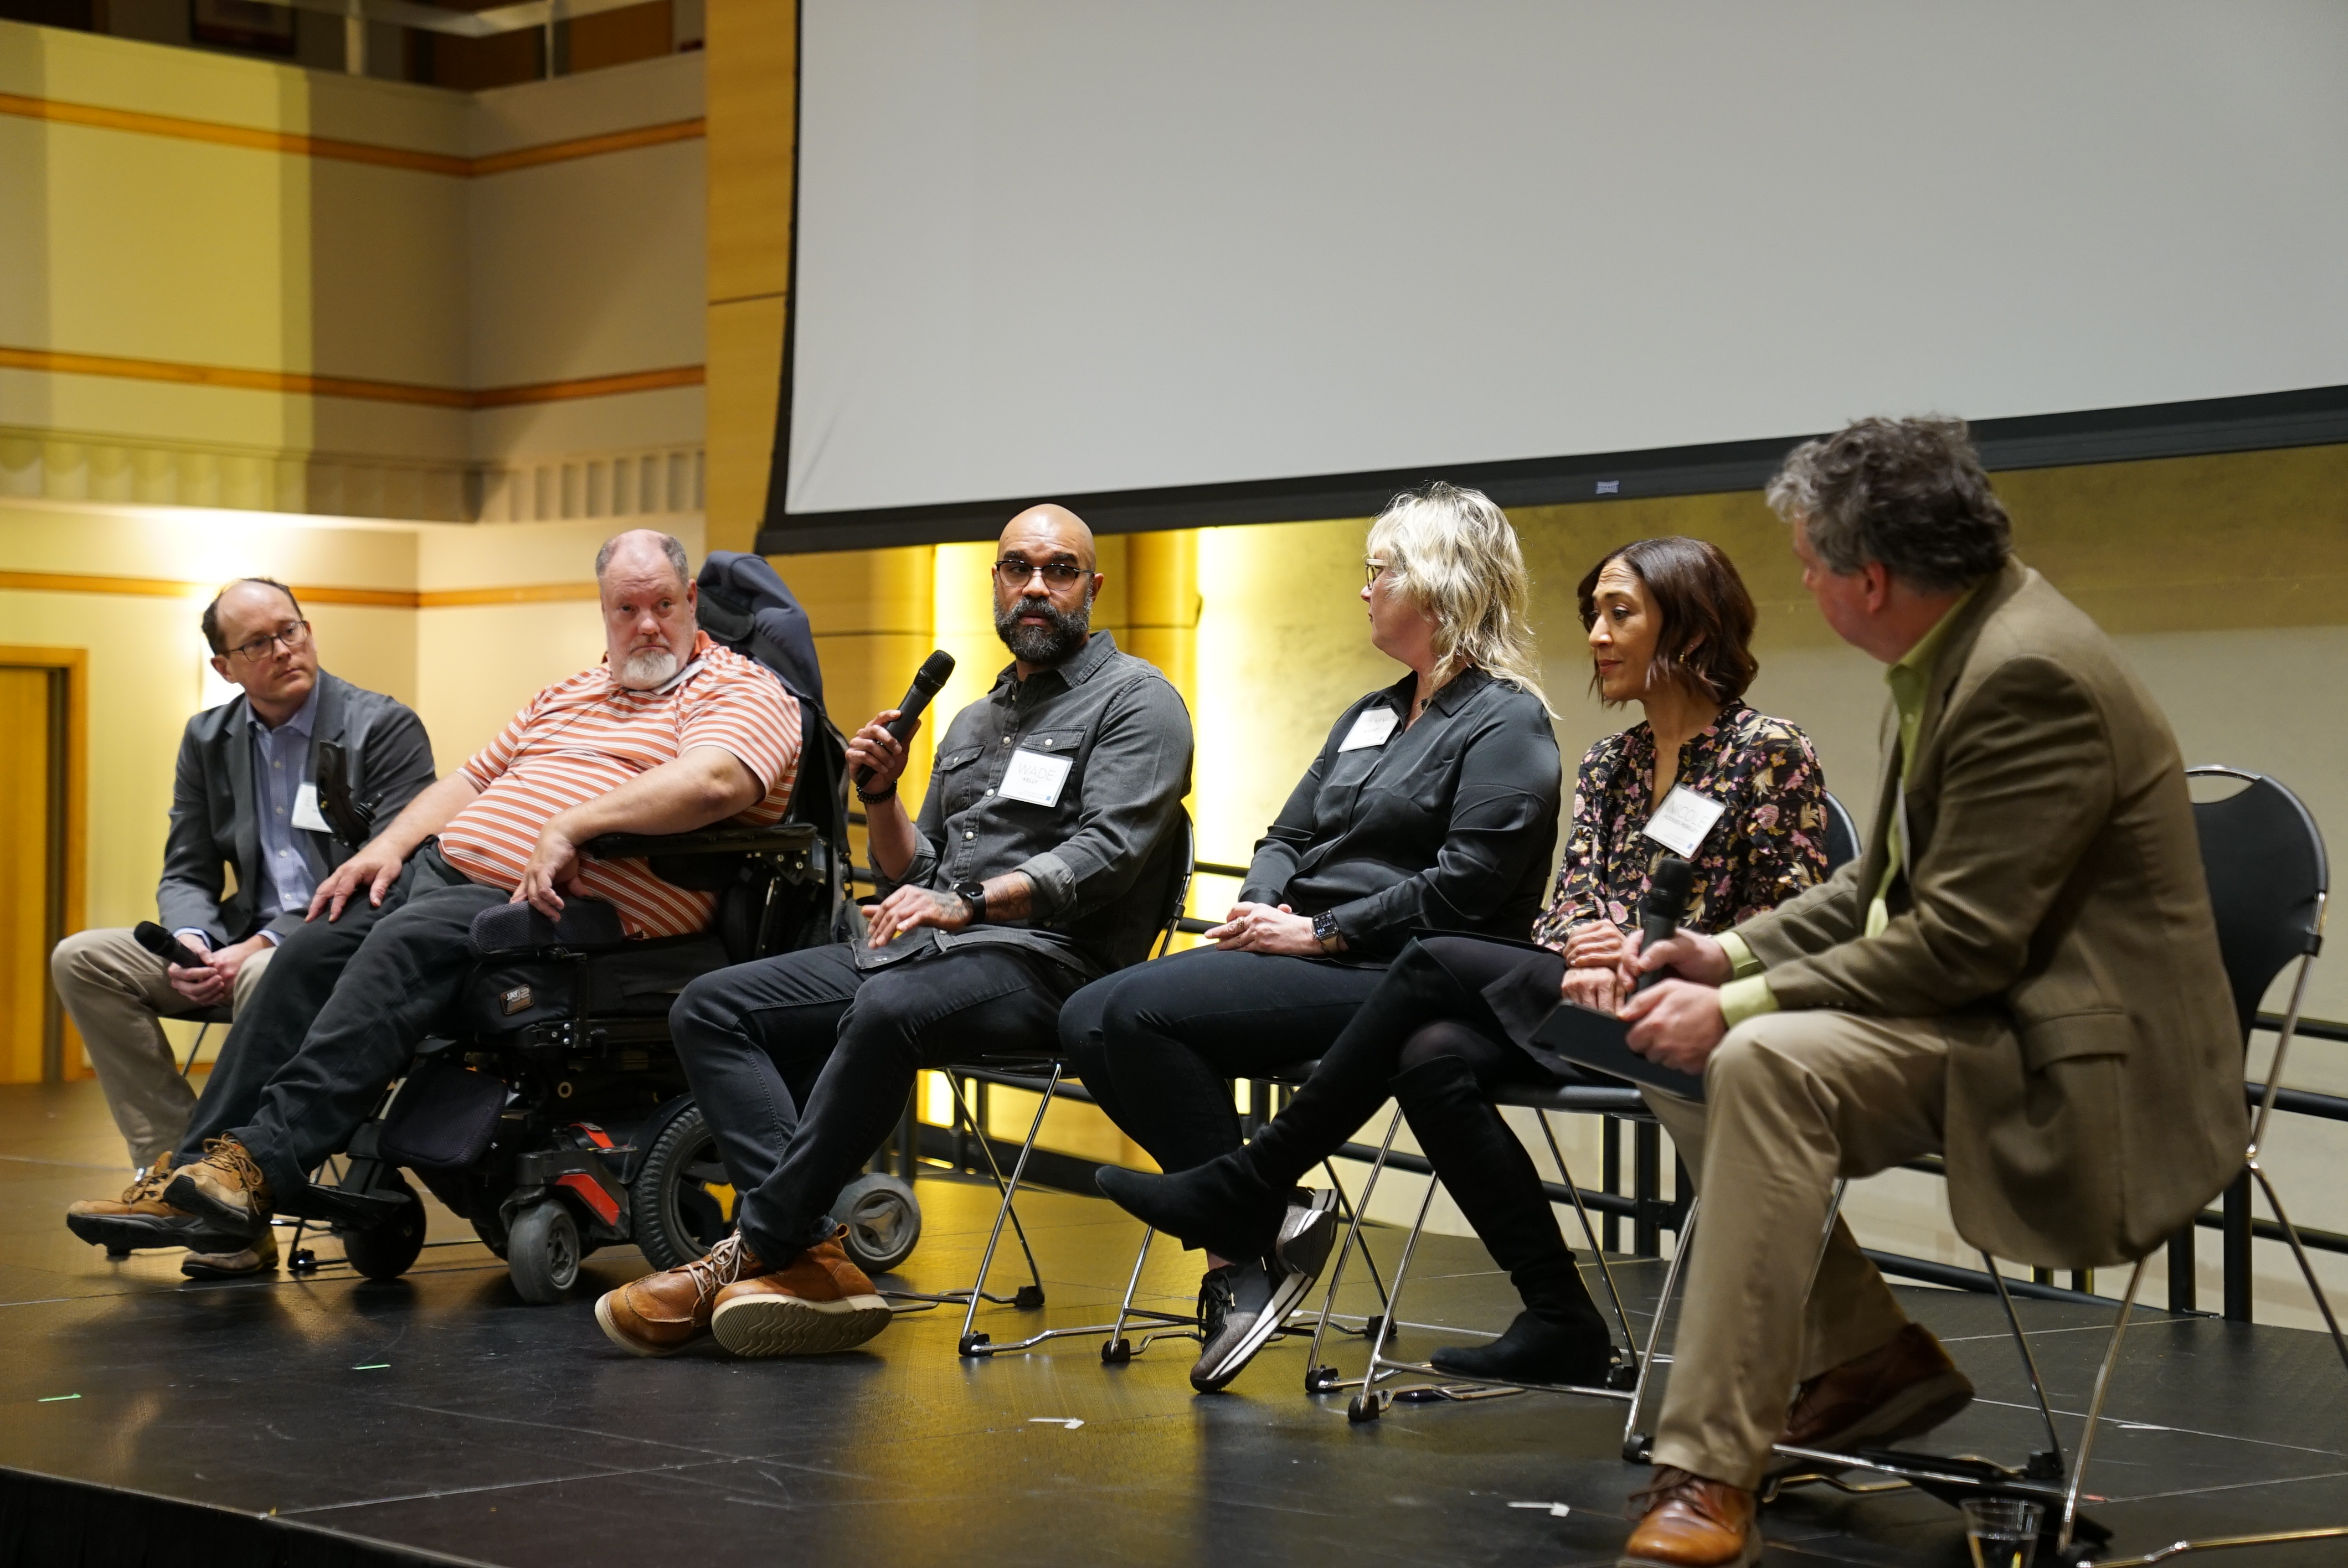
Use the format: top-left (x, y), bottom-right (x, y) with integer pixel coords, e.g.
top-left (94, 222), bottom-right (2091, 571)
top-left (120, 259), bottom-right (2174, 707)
top-left (228, 620), bottom-right (311, 662)
top-left (993, 559), bottom-right (1089, 589)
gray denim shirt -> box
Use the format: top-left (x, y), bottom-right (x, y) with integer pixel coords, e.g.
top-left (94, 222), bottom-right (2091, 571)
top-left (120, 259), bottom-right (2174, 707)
top-left (879, 631), bottom-right (1193, 977)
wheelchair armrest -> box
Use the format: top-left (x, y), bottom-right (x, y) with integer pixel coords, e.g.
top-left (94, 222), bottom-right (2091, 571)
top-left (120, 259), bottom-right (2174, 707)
top-left (586, 822), bottom-right (822, 860)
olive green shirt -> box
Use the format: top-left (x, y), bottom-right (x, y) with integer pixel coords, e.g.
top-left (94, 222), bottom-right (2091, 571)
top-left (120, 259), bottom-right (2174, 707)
top-left (1715, 582), bottom-right (1981, 1027)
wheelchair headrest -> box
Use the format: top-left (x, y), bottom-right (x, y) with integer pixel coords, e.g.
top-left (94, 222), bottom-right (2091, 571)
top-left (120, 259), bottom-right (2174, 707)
top-left (468, 899), bottom-right (628, 957)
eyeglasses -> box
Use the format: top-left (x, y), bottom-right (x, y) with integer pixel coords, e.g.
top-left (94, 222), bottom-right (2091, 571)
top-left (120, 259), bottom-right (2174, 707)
top-left (993, 559), bottom-right (1089, 589)
top-left (227, 620), bottom-right (311, 663)
top-left (1363, 559), bottom-right (1391, 588)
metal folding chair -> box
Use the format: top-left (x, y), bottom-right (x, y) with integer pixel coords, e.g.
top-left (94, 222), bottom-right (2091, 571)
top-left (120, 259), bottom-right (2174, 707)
top-left (1316, 788), bottom-right (1861, 1420)
top-left (1628, 766), bottom-right (2346, 1565)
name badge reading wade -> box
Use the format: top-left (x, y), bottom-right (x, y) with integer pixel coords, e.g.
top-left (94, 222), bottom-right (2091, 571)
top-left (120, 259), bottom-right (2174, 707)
top-left (998, 747), bottom-right (1074, 808)
top-left (1641, 786), bottom-right (1727, 859)
top-left (1337, 705), bottom-right (1400, 752)
top-left (291, 782), bottom-right (332, 834)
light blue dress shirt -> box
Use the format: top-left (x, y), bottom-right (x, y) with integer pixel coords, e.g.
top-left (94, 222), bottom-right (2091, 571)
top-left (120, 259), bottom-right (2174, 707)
top-left (177, 682), bottom-right (326, 953)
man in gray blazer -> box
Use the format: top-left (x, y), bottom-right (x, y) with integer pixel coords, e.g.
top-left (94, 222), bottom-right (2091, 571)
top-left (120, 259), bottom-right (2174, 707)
top-left (59, 579), bottom-right (434, 1271)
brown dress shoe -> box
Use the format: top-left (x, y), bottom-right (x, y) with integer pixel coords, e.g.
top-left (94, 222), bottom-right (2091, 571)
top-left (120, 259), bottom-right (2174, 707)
top-left (162, 1139), bottom-right (275, 1240)
top-left (182, 1225), bottom-right (280, 1281)
top-left (1777, 1322), bottom-right (1975, 1465)
top-left (1620, 1468), bottom-right (1760, 1568)
top-left (709, 1227), bottom-right (890, 1358)
top-left (66, 1155), bottom-right (200, 1251)
top-left (596, 1233), bottom-right (771, 1356)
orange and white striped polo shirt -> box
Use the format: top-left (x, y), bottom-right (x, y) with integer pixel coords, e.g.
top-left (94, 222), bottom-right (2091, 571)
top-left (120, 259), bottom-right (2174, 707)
top-left (437, 631), bottom-right (801, 937)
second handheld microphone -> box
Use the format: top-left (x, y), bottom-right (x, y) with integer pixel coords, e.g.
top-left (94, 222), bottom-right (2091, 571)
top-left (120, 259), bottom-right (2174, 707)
top-left (1632, 854), bottom-right (1696, 994)
top-left (856, 649), bottom-right (957, 792)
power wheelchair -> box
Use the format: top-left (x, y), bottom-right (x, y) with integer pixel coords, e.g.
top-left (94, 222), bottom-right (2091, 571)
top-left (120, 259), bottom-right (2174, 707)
top-left (266, 555), bottom-right (925, 1303)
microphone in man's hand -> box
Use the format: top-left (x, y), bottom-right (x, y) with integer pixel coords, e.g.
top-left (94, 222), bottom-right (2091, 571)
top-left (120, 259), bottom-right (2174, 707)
top-left (1633, 855), bottom-right (1696, 994)
top-left (855, 649), bottom-right (957, 791)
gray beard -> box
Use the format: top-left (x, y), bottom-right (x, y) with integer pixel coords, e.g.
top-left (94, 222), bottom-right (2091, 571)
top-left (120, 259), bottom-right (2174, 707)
top-left (614, 645), bottom-right (682, 690)
top-left (995, 592), bottom-right (1092, 666)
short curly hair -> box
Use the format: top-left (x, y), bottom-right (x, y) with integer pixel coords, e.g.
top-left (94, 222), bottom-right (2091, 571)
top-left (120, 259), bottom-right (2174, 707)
top-left (1765, 416), bottom-right (2010, 592)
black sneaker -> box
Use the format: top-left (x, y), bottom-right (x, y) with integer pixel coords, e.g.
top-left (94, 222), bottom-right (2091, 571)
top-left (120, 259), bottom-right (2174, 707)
top-left (1188, 1189), bottom-right (1341, 1394)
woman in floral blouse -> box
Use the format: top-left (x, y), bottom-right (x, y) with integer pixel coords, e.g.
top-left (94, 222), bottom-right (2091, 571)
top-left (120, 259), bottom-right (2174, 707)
top-left (1096, 535), bottom-right (1829, 1391)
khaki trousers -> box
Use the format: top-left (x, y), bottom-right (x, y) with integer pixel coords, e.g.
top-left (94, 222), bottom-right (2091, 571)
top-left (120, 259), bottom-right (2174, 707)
top-left (52, 927), bottom-right (275, 1169)
top-left (1642, 1009), bottom-right (1954, 1490)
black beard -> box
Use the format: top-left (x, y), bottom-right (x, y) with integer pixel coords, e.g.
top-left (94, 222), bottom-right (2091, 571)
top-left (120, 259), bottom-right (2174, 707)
top-left (995, 591), bottom-right (1092, 665)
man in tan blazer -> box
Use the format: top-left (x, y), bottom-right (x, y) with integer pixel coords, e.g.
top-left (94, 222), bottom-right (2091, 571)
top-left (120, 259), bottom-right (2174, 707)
top-left (1611, 417), bottom-right (2243, 1568)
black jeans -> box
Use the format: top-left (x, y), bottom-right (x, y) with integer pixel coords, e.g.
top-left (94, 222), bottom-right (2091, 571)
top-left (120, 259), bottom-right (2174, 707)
top-left (228, 847), bottom-right (504, 1200)
top-left (1058, 946), bottom-right (1389, 1173)
top-left (179, 853), bottom-right (429, 1163)
top-left (671, 940), bottom-right (1085, 1263)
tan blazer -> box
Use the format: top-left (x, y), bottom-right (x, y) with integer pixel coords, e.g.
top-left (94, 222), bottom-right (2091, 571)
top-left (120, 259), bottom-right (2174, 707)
top-left (1737, 558), bottom-right (2243, 1268)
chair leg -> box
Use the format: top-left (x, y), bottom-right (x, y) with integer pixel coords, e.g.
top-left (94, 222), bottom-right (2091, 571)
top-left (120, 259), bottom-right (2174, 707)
top-left (1319, 1155), bottom-right (1391, 1318)
top-left (952, 1067), bottom-right (1059, 1354)
top-left (1101, 1226), bottom-right (1157, 1361)
top-left (1305, 1107), bottom-right (1400, 1392)
top-left (1981, 1250), bottom-right (2066, 1475)
top-left (2059, 1257), bottom-right (2147, 1555)
top-left (1620, 1193), bottom-right (1700, 1462)
top-left (1536, 1111), bottom-right (1635, 1361)
top-left (2247, 1159), bottom-right (2348, 1375)
top-left (1347, 1166), bottom-right (1440, 1421)
top-left (181, 1022), bottom-right (210, 1079)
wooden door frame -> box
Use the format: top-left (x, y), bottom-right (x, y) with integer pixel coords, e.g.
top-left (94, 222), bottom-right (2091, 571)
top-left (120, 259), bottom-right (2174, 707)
top-left (0, 648), bottom-right (87, 1083)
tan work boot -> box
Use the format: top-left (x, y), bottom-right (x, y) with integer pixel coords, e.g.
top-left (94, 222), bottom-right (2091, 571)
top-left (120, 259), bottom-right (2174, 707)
top-left (1777, 1322), bottom-right (1975, 1462)
top-left (1620, 1468), bottom-right (1760, 1568)
top-left (182, 1225), bottom-right (281, 1281)
top-left (66, 1154), bottom-right (210, 1253)
top-left (595, 1232), bottom-right (772, 1356)
top-left (162, 1139), bottom-right (275, 1240)
top-left (709, 1227), bottom-right (891, 1358)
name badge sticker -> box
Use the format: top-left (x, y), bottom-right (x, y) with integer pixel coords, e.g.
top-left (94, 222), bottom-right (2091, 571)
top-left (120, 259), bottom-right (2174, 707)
top-left (1337, 705), bottom-right (1400, 752)
top-left (1641, 786), bottom-right (1727, 859)
top-left (291, 782), bottom-right (332, 833)
top-left (998, 747), bottom-right (1074, 808)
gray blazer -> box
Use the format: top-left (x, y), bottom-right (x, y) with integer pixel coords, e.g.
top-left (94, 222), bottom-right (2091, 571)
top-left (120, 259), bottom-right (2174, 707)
top-left (158, 670), bottom-right (437, 946)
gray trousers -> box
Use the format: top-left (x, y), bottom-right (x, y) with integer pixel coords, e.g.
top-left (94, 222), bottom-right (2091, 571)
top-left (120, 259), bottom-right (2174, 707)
top-left (53, 929), bottom-right (276, 1168)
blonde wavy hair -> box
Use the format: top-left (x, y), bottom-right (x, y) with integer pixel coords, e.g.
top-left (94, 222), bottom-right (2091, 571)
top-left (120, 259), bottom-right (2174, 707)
top-left (1364, 481), bottom-right (1552, 715)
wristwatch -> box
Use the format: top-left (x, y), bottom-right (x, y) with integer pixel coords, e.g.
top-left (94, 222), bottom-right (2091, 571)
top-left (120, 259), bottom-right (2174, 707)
top-left (1311, 910), bottom-right (1343, 952)
top-left (955, 880), bottom-right (988, 925)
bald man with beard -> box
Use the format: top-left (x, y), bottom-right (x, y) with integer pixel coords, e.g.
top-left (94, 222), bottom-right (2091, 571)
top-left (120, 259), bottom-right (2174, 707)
top-left (598, 504), bottom-right (1194, 1360)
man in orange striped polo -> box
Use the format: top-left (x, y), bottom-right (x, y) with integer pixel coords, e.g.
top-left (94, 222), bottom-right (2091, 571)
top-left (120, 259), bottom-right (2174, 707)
top-left (139, 529), bottom-right (802, 1247)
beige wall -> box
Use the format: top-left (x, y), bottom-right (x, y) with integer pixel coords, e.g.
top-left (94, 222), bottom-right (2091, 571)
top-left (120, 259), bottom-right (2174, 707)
top-left (0, 20), bottom-right (706, 524)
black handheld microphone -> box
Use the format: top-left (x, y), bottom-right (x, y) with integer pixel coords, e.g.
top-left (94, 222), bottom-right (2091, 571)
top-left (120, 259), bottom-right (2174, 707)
top-left (1632, 855), bottom-right (1695, 994)
top-left (855, 649), bottom-right (957, 791)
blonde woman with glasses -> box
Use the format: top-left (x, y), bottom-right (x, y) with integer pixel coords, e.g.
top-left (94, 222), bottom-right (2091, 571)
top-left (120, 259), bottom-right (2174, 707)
top-left (1060, 480), bottom-right (1563, 1393)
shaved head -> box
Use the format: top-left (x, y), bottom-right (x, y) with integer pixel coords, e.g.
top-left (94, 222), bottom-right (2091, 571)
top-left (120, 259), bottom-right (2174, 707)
top-left (999, 504), bottom-right (1095, 572)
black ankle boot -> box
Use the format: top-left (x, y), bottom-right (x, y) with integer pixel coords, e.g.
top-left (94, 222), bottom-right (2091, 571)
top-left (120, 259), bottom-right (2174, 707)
top-left (1391, 1055), bottom-right (1620, 1379)
top-left (1095, 1154), bottom-right (1284, 1259)
top-left (1429, 1307), bottom-right (1616, 1386)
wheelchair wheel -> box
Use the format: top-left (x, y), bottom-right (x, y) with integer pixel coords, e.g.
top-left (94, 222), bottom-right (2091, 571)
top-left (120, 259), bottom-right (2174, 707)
top-left (832, 1173), bottom-right (921, 1275)
top-left (507, 1200), bottom-right (580, 1303)
top-left (631, 1101), bottom-right (734, 1270)
top-left (337, 1173), bottom-right (427, 1282)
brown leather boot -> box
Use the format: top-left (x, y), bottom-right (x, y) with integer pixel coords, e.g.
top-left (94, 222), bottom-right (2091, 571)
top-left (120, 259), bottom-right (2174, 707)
top-left (1619, 1468), bottom-right (1760, 1568)
top-left (181, 1225), bottom-right (281, 1281)
top-left (596, 1232), bottom-right (772, 1356)
top-left (66, 1155), bottom-right (201, 1251)
top-left (709, 1227), bottom-right (891, 1358)
top-left (162, 1138), bottom-right (275, 1239)
top-left (1778, 1322), bottom-right (1975, 1462)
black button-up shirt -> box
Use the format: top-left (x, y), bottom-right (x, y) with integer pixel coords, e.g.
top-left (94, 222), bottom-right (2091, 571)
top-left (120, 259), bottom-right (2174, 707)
top-left (1240, 666), bottom-right (1562, 961)
top-left (883, 631), bottom-right (1194, 977)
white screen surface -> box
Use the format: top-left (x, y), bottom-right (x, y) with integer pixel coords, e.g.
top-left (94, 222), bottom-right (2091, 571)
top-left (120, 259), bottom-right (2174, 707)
top-left (786, 2), bottom-right (2348, 518)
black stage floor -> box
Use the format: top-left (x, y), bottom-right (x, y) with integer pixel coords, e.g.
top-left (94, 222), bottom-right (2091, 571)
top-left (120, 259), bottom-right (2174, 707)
top-left (3, 1079), bottom-right (2345, 1567)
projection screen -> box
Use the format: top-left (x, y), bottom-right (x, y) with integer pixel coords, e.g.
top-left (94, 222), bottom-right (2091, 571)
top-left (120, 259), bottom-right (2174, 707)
top-left (771, 1), bottom-right (2348, 542)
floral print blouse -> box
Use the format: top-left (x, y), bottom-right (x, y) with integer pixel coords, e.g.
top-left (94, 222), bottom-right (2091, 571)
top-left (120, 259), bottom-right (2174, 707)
top-left (1528, 700), bottom-right (1830, 949)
